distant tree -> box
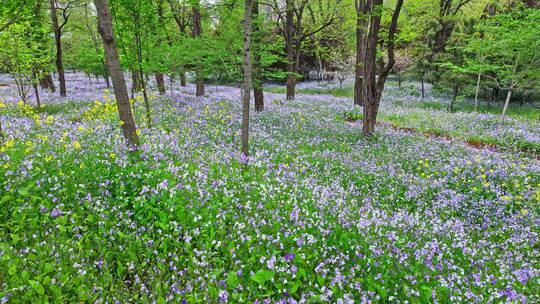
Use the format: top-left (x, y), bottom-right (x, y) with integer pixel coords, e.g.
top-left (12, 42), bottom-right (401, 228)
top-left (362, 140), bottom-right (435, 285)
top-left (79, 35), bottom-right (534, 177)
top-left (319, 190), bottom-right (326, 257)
top-left (0, 21), bottom-right (51, 106)
top-left (330, 51), bottom-right (354, 88)
top-left (461, 8), bottom-right (539, 118)
top-left (49, 0), bottom-right (74, 97)
top-left (392, 52), bottom-right (413, 89)
top-left (269, 0), bottom-right (340, 100)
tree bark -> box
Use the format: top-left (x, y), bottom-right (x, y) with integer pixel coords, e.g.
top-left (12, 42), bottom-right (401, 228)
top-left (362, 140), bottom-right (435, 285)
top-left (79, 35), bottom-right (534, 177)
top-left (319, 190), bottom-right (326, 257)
top-left (155, 73), bottom-right (166, 94)
top-left (450, 85), bottom-right (458, 113)
top-left (94, 0), bottom-right (139, 148)
top-left (33, 82), bottom-right (41, 108)
top-left (180, 73), bottom-right (187, 86)
top-left (360, 0), bottom-right (403, 136)
top-left (252, 0), bottom-right (264, 111)
top-left (132, 70), bottom-right (142, 92)
top-left (501, 88), bottom-right (512, 119)
top-left (40, 74), bottom-right (56, 92)
top-left (421, 73), bottom-right (425, 100)
top-left (242, 0), bottom-right (253, 156)
top-left (474, 73), bottom-right (481, 111)
top-left (49, 0), bottom-right (67, 97)
top-left (285, 0), bottom-right (295, 100)
top-left (192, 2), bottom-right (205, 97)
top-left (354, 0), bottom-right (366, 106)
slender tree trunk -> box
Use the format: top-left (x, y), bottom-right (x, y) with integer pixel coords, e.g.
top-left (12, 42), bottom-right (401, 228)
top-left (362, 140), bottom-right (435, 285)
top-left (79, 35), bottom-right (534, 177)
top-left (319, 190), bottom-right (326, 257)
top-left (421, 73), bottom-right (425, 100)
top-left (180, 72), bottom-right (187, 86)
top-left (94, 0), bottom-right (139, 148)
top-left (134, 34), bottom-right (152, 129)
top-left (252, 0), bottom-right (264, 111)
top-left (474, 73), bottom-right (481, 112)
top-left (242, 0), bottom-right (253, 156)
top-left (33, 82), bottom-right (41, 108)
top-left (49, 0), bottom-right (67, 97)
top-left (285, 0), bottom-right (295, 100)
top-left (0, 119), bottom-right (4, 140)
top-left (192, 3), bottom-right (204, 97)
top-left (132, 70), bottom-right (142, 92)
top-left (40, 74), bottom-right (56, 92)
top-left (398, 73), bottom-right (402, 89)
top-left (155, 73), bottom-right (166, 94)
top-left (501, 88), bottom-right (512, 119)
top-left (450, 85), bottom-right (458, 113)
top-left (354, 1), bottom-right (366, 106)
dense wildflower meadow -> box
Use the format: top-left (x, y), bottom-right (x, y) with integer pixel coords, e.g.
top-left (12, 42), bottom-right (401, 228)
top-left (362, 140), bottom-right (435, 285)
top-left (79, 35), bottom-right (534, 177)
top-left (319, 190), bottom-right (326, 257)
top-left (0, 74), bottom-right (539, 303)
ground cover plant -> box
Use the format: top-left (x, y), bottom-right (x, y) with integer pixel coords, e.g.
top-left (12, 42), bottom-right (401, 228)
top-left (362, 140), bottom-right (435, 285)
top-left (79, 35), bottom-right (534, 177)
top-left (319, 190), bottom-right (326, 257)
top-left (1, 74), bottom-right (539, 303)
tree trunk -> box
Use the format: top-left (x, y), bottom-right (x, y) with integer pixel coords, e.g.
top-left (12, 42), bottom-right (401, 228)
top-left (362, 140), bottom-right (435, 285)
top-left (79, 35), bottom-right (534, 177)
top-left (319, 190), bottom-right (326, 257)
top-left (155, 73), bottom-right (166, 94)
top-left (354, 2), bottom-right (366, 106)
top-left (180, 72), bottom-right (187, 86)
top-left (474, 73), bottom-right (481, 111)
top-left (0, 119), bottom-right (4, 140)
top-left (241, 0), bottom-right (253, 156)
top-left (49, 0), bottom-right (67, 97)
top-left (40, 74), bottom-right (56, 92)
top-left (192, 3), bottom-right (204, 97)
top-left (362, 0), bottom-right (382, 136)
top-left (95, 0), bottom-right (139, 148)
top-left (398, 74), bottom-right (402, 89)
top-left (421, 73), bottom-right (425, 100)
top-left (285, 0), bottom-right (295, 100)
top-left (450, 85), bottom-right (458, 113)
top-left (33, 82), bottom-right (41, 108)
top-left (132, 70), bottom-right (142, 92)
top-left (360, 0), bottom-right (403, 136)
top-left (501, 88), bottom-right (512, 119)
top-left (252, 0), bottom-right (264, 112)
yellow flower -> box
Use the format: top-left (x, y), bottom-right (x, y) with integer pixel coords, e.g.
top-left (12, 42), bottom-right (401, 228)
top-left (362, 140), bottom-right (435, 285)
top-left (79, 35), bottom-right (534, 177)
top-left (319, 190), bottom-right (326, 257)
top-left (77, 126), bottom-right (86, 132)
top-left (45, 116), bottom-right (54, 125)
top-left (520, 209), bottom-right (528, 215)
top-left (73, 141), bottom-right (81, 150)
top-left (0, 102), bottom-right (5, 108)
top-left (500, 196), bottom-right (512, 201)
top-left (109, 153), bottom-right (116, 159)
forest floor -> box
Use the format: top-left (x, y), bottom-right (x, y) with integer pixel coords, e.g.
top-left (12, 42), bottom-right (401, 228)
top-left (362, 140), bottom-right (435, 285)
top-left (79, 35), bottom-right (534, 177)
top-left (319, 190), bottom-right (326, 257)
top-left (0, 73), bottom-right (539, 303)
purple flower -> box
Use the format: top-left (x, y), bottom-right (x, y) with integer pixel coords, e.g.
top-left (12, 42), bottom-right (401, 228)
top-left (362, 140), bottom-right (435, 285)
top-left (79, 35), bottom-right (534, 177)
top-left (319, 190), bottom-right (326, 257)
top-left (284, 253), bottom-right (295, 262)
top-left (266, 255), bottom-right (276, 270)
top-left (218, 290), bottom-right (229, 302)
top-left (50, 207), bottom-right (64, 218)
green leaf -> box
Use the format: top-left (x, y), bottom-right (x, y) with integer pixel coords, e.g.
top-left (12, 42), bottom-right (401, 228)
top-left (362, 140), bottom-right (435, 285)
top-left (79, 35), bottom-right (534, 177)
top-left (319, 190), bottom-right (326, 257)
top-left (226, 271), bottom-right (239, 289)
top-left (8, 264), bottom-right (17, 276)
top-left (421, 285), bottom-right (432, 301)
top-left (29, 280), bottom-right (45, 295)
top-left (250, 270), bottom-right (275, 285)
